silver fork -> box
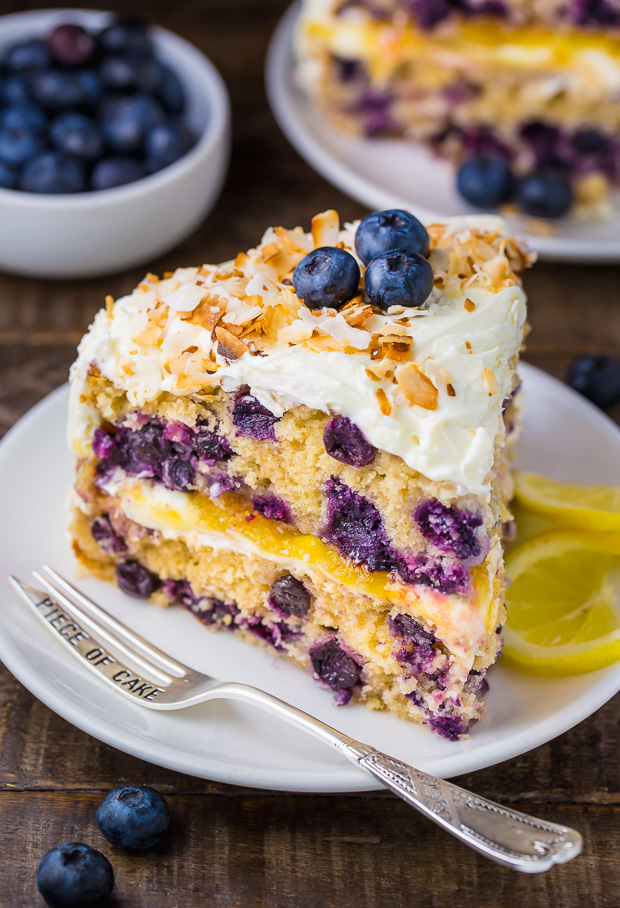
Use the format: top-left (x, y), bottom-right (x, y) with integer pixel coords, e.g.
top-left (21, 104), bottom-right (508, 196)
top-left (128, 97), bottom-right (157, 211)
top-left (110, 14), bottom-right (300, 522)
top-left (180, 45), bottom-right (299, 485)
top-left (10, 566), bottom-right (582, 873)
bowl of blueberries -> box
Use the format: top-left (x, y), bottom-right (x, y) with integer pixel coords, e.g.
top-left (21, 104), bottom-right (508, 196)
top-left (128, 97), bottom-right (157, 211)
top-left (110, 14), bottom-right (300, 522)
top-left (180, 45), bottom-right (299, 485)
top-left (0, 9), bottom-right (230, 278)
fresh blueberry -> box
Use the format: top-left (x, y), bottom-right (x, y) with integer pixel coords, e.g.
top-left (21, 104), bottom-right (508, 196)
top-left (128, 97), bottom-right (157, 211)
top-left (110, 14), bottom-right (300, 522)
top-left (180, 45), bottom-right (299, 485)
top-left (75, 70), bottom-right (101, 108)
top-left (91, 156), bottom-right (146, 190)
top-left (269, 574), bottom-right (311, 618)
top-left (355, 209), bottom-right (429, 264)
top-left (293, 246), bottom-right (360, 310)
top-left (568, 355), bottom-right (620, 410)
top-left (36, 842), bottom-right (114, 908)
top-left (96, 785), bottom-right (170, 850)
top-left (99, 93), bottom-right (165, 153)
top-left (233, 391), bottom-right (279, 440)
top-left (364, 249), bottom-right (434, 310)
top-left (146, 121), bottom-right (194, 170)
top-left (310, 639), bottom-right (361, 690)
top-left (0, 101), bottom-right (47, 133)
top-left (98, 17), bottom-right (152, 58)
top-left (4, 38), bottom-right (49, 71)
top-left (158, 64), bottom-right (185, 114)
top-left (0, 73), bottom-right (29, 105)
top-left (51, 112), bottom-right (102, 161)
top-left (0, 160), bottom-right (17, 189)
top-left (0, 125), bottom-right (44, 166)
top-left (46, 24), bottom-right (95, 67)
top-left (516, 170), bottom-right (574, 219)
top-left (20, 151), bottom-right (85, 193)
top-left (31, 70), bottom-right (93, 110)
top-left (116, 561), bottom-right (160, 598)
top-left (99, 56), bottom-right (164, 94)
top-left (323, 415), bottom-right (376, 467)
top-left (456, 154), bottom-right (515, 208)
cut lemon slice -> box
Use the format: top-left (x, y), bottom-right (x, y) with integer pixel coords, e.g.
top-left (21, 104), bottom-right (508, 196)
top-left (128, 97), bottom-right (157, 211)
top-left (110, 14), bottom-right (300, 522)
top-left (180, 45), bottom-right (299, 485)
top-left (503, 528), bottom-right (620, 675)
top-left (513, 471), bottom-right (620, 532)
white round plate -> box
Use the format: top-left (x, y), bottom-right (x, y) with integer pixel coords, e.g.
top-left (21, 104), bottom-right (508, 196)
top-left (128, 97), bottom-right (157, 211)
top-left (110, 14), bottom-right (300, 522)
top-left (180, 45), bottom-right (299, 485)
top-left (1, 367), bottom-right (620, 792)
top-left (266, 3), bottom-right (620, 264)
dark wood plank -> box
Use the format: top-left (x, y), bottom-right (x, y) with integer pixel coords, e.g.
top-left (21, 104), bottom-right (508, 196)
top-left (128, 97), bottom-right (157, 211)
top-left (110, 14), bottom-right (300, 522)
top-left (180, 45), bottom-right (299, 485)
top-left (1, 791), bottom-right (619, 908)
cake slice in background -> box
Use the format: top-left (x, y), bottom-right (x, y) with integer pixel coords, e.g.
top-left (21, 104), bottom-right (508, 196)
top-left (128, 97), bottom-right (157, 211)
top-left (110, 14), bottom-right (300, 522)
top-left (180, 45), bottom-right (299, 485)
top-left (294, 0), bottom-right (620, 218)
top-left (68, 207), bottom-right (531, 740)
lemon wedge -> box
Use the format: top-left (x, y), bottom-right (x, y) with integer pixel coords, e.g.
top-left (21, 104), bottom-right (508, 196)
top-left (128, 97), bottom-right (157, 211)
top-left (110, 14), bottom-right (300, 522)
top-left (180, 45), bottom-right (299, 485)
top-left (514, 471), bottom-right (620, 532)
top-left (503, 529), bottom-right (620, 675)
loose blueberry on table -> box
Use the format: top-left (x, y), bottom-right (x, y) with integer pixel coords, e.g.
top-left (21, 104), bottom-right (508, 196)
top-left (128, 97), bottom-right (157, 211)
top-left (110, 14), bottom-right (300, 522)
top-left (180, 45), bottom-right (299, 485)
top-left (0, 16), bottom-right (196, 193)
top-left (568, 355), bottom-right (620, 410)
top-left (96, 785), bottom-right (170, 850)
top-left (36, 842), bottom-right (114, 908)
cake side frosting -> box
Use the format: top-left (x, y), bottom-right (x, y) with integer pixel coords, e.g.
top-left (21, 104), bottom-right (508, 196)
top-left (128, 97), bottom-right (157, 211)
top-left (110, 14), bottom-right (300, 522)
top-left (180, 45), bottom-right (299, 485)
top-left (70, 212), bottom-right (529, 497)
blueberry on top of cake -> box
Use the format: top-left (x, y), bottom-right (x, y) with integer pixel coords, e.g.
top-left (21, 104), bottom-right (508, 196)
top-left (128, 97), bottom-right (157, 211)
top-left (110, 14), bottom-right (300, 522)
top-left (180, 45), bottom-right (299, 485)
top-left (68, 208), bottom-right (531, 740)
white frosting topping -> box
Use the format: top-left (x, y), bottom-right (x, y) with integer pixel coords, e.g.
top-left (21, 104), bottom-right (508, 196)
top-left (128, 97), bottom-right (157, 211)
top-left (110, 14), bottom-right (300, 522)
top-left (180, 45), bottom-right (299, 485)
top-left (70, 213), bottom-right (528, 498)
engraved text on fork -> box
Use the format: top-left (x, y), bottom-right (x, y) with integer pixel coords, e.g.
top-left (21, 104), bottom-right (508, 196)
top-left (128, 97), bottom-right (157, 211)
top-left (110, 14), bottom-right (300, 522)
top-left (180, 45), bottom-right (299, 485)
top-left (35, 596), bottom-right (165, 700)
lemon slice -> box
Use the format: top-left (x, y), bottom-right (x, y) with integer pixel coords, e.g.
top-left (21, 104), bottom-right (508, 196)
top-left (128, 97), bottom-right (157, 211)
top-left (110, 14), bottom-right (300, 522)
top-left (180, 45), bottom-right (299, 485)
top-left (514, 471), bottom-right (620, 532)
top-left (503, 529), bottom-right (620, 675)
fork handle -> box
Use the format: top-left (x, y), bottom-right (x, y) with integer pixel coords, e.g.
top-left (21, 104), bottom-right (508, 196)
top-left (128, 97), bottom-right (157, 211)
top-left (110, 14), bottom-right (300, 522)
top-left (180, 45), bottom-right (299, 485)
top-left (219, 683), bottom-right (581, 873)
top-left (337, 741), bottom-right (582, 873)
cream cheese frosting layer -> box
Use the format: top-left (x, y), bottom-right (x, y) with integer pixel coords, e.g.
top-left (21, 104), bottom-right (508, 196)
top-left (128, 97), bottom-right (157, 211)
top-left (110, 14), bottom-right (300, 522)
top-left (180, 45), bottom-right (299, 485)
top-left (70, 213), bottom-right (529, 498)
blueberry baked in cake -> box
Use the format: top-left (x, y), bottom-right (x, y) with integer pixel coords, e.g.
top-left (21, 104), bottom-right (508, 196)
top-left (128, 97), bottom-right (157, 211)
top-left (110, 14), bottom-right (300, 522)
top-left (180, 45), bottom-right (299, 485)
top-left (295, 0), bottom-right (620, 217)
top-left (69, 208), bottom-right (531, 740)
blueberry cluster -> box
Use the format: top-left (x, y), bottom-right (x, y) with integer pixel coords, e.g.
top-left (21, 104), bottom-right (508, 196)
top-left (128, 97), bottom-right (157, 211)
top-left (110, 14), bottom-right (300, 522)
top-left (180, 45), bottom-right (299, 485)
top-left (456, 154), bottom-right (574, 219)
top-left (36, 786), bottom-right (169, 907)
top-left (292, 208), bottom-right (435, 312)
top-left (0, 16), bottom-right (195, 193)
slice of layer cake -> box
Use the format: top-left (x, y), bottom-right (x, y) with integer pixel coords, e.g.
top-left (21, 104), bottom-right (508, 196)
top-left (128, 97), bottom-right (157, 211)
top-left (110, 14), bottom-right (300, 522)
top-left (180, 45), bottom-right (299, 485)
top-left (68, 208), bottom-right (531, 740)
top-left (295, 0), bottom-right (620, 214)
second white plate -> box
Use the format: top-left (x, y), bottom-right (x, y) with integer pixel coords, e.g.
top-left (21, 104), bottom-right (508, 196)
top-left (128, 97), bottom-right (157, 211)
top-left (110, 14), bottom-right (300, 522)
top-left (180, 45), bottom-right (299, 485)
top-left (266, 3), bottom-right (620, 263)
top-left (0, 365), bottom-right (620, 791)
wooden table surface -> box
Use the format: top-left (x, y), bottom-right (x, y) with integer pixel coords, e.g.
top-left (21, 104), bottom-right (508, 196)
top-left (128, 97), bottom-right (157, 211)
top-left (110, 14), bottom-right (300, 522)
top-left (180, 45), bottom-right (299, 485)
top-left (1, 1), bottom-right (620, 905)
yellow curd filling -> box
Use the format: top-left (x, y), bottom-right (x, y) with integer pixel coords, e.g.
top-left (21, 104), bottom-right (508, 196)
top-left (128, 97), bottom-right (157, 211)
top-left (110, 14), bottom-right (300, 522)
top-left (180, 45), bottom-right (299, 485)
top-left (108, 477), bottom-right (497, 657)
top-left (304, 17), bottom-right (620, 82)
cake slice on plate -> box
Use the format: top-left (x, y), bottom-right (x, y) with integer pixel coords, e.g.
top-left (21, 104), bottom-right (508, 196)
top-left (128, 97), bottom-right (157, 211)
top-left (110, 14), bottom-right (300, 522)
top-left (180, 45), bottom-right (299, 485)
top-left (294, 0), bottom-right (620, 215)
top-left (69, 208), bottom-right (531, 739)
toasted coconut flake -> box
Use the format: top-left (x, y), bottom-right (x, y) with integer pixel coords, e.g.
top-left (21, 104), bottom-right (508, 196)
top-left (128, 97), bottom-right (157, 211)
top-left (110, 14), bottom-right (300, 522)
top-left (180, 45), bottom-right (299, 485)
top-left (365, 368), bottom-right (381, 382)
top-left (278, 320), bottom-right (314, 343)
top-left (214, 327), bottom-right (248, 361)
top-left (483, 368), bottom-right (499, 396)
top-left (380, 335), bottom-right (413, 362)
top-left (132, 323), bottom-right (162, 346)
top-left (105, 295), bottom-right (114, 317)
top-left (261, 241), bottom-right (280, 263)
top-left (464, 298), bottom-right (476, 312)
top-left (376, 387), bottom-right (391, 415)
top-left (187, 295), bottom-right (227, 331)
top-left (447, 382), bottom-right (456, 397)
top-left (396, 362), bottom-right (438, 410)
top-left (274, 226), bottom-right (309, 255)
top-left (311, 209), bottom-right (340, 248)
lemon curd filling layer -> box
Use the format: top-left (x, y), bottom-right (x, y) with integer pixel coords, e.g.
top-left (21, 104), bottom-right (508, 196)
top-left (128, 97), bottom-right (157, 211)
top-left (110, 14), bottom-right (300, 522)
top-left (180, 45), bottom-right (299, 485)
top-left (97, 473), bottom-right (495, 660)
top-left (303, 17), bottom-right (620, 82)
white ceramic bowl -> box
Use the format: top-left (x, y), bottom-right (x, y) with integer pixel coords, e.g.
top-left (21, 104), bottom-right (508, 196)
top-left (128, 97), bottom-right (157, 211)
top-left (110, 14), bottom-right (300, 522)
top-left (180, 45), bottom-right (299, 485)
top-left (0, 9), bottom-right (230, 278)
